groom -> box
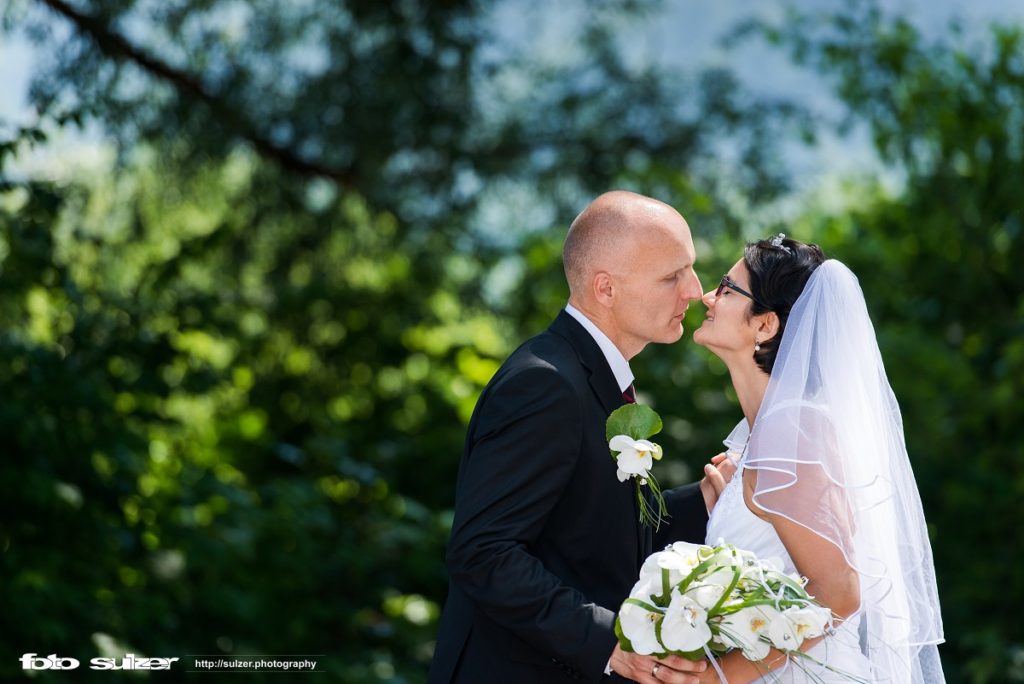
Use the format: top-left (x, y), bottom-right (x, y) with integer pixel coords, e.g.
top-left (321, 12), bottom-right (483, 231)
top-left (429, 191), bottom-right (732, 683)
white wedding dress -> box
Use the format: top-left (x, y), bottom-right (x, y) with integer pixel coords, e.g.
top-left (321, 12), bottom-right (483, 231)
top-left (706, 420), bottom-right (873, 683)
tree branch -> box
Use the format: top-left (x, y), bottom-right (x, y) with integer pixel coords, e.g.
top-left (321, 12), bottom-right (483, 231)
top-left (37, 0), bottom-right (355, 185)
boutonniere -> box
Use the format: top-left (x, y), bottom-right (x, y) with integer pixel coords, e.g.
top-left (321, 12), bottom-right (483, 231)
top-left (607, 404), bottom-right (669, 529)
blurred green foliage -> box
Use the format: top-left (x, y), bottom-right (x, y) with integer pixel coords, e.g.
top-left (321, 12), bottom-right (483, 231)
top-left (1, 1), bottom-right (1021, 682)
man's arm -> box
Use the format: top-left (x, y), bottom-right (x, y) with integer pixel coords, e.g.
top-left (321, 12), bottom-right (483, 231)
top-left (445, 365), bottom-right (616, 679)
top-left (654, 482), bottom-right (707, 549)
top-left (654, 454), bottom-right (735, 549)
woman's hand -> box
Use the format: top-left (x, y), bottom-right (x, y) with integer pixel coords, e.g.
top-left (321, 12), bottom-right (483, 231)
top-left (700, 452), bottom-right (737, 513)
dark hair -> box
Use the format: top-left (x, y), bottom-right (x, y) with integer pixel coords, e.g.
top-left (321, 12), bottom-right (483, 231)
top-left (744, 236), bottom-right (827, 375)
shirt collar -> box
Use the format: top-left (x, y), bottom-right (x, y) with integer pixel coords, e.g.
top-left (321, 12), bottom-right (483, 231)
top-left (564, 304), bottom-right (634, 393)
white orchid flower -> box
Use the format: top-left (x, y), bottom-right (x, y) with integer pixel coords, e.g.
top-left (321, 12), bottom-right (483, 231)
top-left (735, 556), bottom-right (783, 587)
top-left (638, 552), bottom-right (668, 586)
top-left (638, 543), bottom-right (706, 588)
top-left (628, 575), bottom-right (661, 602)
top-left (618, 599), bottom-right (664, 655)
top-left (659, 588), bottom-right (712, 653)
top-left (718, 606), bottom-right (778, 661)
top-left (768, 606), bottom-right (832, 651)
top-left (659, 548), bottom-right (702, 584)
top-left (701, 568), bottom-right (738, 589)
top-left (710, 545), bottom-right (748, 570)
top-left (688, 581), bottom-right (727, 610)
top-left (669, 541), bottom-right (707, 557)
top-left (735, 551), bottom-right (768, 578)
top-left (638, 552), bottom-right (675, 590)
top-left (609, 435), bottom-right (659, 482)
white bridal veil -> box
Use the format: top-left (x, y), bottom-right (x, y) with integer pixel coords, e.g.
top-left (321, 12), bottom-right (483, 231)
top-left (742, 260), bottom-right (945, 683)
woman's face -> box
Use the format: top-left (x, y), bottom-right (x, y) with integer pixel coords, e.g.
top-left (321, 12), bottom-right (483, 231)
top-left (692, 259), bottom-right (761, 357)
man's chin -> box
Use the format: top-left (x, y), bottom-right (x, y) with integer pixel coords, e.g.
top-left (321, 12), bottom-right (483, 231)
top-left (661, 323), bottom-right (685, 344)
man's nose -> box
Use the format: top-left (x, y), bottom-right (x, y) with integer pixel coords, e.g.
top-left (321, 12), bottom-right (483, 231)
top-left (682, 271), bottom-right (703, 301)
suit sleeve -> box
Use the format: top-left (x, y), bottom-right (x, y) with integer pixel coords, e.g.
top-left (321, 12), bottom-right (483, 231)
top-left (653, 482), bottom-right (709, 549)
top-left (445, 364), bottom-right (616, 679)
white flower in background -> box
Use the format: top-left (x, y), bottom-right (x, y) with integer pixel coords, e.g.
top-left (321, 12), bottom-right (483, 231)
top-left (609, 435), bottom-right (659, 482)
top-left (668, 541), bottom-right (706, 558)
top-left (702, 567), bottom-right (738, 589)
top-left (628, 576), bottom-right (660, 602)
top-left (619, 600), bottom-right (663, 655)
top-left (736, 552), bottom-right (777, 579)
top-left (688, 581), bottom-right (727, 610)
top-left (638, 543), bottom-right (707, 588)
top-left (659, 547), bottom-right (702, 584)
top-left (710, 545), bottom-right (747, 569)
top-left (636, 554), bottom-right (664, 587)
top-left (667, 540), bottom-right (708, 573)
top-left (743, 558), bottom-right (785, 586)
top-left (634, 548), bottom-right (684, 589)
top-left (768, 606), bottom-right (833, 650)
top-left (660, 589), bottom-right (712, 653)
top-left (719, 606), bottom-right (778, 660)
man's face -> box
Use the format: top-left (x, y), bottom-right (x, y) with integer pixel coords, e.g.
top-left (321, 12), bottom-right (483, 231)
top-left (610, 215), bottom-right (702, 348)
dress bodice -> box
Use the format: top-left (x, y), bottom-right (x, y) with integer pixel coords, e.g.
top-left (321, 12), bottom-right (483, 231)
top-left (706, 455), bottom-right (797, 574)
top-left (703, 420), bottom-right (873, 683)
top-left (706, 419), bottom-right (796, 572)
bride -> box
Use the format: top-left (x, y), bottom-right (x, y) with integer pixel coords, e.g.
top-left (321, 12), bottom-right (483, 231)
top-left (690, 235), bottom-right (944, 683)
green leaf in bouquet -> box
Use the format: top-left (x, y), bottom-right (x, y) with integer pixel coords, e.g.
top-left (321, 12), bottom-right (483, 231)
top-left (658, 567), bottom-right (673, 607)
top-left (709, 563), bottom-right (742, 616)
top-left (614, 616), bottom-right (634, 653)
top-left (606, 403), bottom-right (663, 442)
top-left (705, 637), bottom-right (731, 657)
top-left (621, 597), bottom-right (663, 613)
top-left (675, 554), bottom-right (720, 595)
top-left (672, 647), bottom-right (708, 662)
top-left (771, 572), bottom-right (811, 598)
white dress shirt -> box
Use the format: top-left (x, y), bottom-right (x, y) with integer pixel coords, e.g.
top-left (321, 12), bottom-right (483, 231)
top-left (564, 304), bottom-right (634, 395)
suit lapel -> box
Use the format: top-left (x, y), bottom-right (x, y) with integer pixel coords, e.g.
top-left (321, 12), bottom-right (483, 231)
top-left (548, 311), bottom-right (647, 569)
top-left (548, 311), bottom-right (624, 415)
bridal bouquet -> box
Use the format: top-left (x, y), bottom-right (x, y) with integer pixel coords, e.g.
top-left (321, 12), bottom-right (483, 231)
top-left (616, 542), bottom-right (834, 674)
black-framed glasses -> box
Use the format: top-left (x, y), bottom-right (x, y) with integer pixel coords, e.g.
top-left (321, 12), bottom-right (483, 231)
top-left (715, 275), bottom-right (766, 307)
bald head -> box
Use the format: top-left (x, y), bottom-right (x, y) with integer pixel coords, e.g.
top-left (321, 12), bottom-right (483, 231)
top-left (562, 191), bottom-right (687, 299)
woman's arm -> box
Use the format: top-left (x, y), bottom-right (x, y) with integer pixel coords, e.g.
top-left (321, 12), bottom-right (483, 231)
top-left (697, 469), bottom-right (860, 684)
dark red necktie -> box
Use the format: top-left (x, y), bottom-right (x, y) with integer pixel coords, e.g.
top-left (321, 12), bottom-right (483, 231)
top-left (622, 384), bottom-right (636, 404)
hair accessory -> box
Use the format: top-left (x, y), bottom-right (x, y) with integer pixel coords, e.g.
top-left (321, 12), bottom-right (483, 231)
top-left (769, 233), bottom-right (793, 254)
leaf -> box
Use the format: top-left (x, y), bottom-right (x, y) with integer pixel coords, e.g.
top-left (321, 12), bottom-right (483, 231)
top-left (674, 648), bottom-right (708, 662)
top-left (606, 403), bottom-right (663, 442)
top-left (614, 616), bottom-right (635, 652)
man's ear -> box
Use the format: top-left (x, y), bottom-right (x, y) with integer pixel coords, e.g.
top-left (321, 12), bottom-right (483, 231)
top-left (593, 272), bottom-right (614, 307)
top-left (758, 311), bottom-right (781, 341)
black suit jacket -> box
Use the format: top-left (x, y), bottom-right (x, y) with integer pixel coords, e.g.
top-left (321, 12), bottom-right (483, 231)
top-left (429, 311), bottom-right (709, 684)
